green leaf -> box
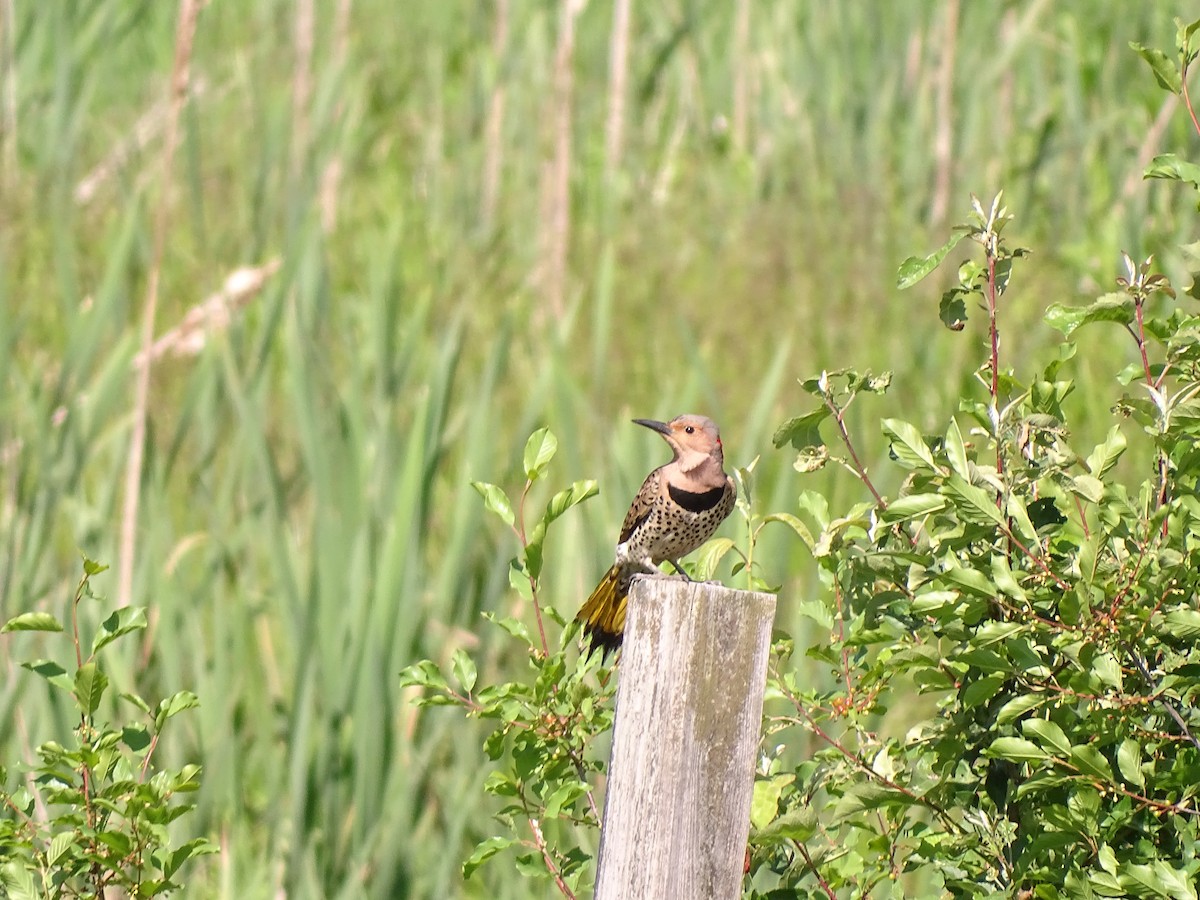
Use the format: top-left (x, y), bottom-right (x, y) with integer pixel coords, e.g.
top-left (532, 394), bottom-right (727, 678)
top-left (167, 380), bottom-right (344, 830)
top-left (1069, 745), bottom-right (1112, 781)
top-left (483, 612), bottom-right (532, 645)
top-left (692, 537), bottom-right (735, 581)
top-left (542, 479), bottom-right (599, 525)
top-left (762, 513), bottom-right (815, 551)
top-left (973, 621), bottom-right (1025, 646)
top-left (880, 493), bottom-right (947, 522)
top-left (164, 837), bottom-right (219, 878)
top-left (47, 831), bottom-right (74, 867)
top-left (896, 230), bottom-right (969, 289)
top-left (990, 556), bottom-right (1027, 602)
top-left (938, 565), bottom-right (996, 599)
top-left (81, 557), bottom-right (110, 577)
top-left (2, 612), bottom-right (64, 633)
top-left (74, 662), bottom-right (108, 716)
top-left (1085, 426), bottom-right (1126, 478)
top-left (755, 806), bottom-right (817, 843)
top-left (1070, 474), bottom-right (1104, 504)
top-left (543, 781), bottom-right (588, 819)
top-left (772, 409), bottom-right (829, 451)
top-left (0, 860), bottom-right (39, 900)
top-left (1145, 153), bottom-right (1200, 191)
top-left (1160, 608), bottom-right (1200, 641)
top-left (1098, 843), bottom-right (1119, 876)
top-left (750, 775), bottom-right (795, 830)
top-left (1045, 294), bottom-right (1135, 337)
top-left (122, 723), bottom-right (152, 752)
top-left (962, 673), bottom-right (1005, 707)
top-left (451, 648), bottom-right (477, 693)
top-left (1130, 41), bottom-right (1183, 93)
top-left (832, 782), bottom-right (915, 820)
top-left (463, 836), bottom-right (514, 879)
top-left (944, 475), bottom-right (1006, 527)
top-left (794, 599), bottom-right (834, 630)
top-left (20, 659), bottom-right (72, 693)
top-left (91, 606), bottom-right (148, 656)
top-left (995, 693), bottom-right (1045, 726)
top-left (1023, 718), bottom-right (1071, 757)
top-left (792, 445), bottom-right (829, 473)
top-left (985, 737), bottom-right (1049, 763)
top-left (399, 659), bottom-right (449, 692)
top-left (155, 691), bottom-right (200, 730)
top-left (939, 289), bottom-right (968, 330)
top-left (483, 770), bottom-right (521, 797)
top-left (522, 428), bottom-right (558, 481)
top-left (881, 419), bottom-right (942, 472)
top-left (945, 418), bottom-right (970, 479)
top-left (471, 481), bottom-right (515, 527)
top-left (911, 590), bottom-right (961, 618)
top-left (1117, 738), bottom-right (1145, 788)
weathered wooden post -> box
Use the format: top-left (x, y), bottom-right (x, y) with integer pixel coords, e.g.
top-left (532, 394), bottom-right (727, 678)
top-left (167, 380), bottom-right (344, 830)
top-left (594, 576), bottom-right (776, 900)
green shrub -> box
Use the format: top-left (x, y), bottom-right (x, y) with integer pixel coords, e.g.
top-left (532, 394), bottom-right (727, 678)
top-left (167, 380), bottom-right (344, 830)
top-left (407, 17), bottom-right (1200, 900)
top-left (0, 557), bottom-right (215, 899)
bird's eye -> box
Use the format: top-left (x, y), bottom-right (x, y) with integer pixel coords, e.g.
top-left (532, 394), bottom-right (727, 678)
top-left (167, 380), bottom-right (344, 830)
top-left (685, 425), bottom-right (694, 434)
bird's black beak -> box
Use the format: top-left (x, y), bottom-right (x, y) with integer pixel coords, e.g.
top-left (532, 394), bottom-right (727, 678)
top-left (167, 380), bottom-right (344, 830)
top-left (632, 418), bottom-right (671, 436)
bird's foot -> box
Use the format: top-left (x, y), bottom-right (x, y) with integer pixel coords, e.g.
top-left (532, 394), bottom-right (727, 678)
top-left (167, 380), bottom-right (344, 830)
top-left (631, 571), bottom-right (688, 584)
top-left (667, 559), bottom-right (695, 581)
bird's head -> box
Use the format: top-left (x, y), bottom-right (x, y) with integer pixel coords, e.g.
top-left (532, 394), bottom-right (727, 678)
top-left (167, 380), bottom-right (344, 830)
top-left (633, 414), bottom-right (724, 472)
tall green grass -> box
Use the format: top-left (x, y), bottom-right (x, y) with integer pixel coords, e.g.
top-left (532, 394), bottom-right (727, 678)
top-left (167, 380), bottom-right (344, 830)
top-left (0, 1), bottom-right (1195, 896)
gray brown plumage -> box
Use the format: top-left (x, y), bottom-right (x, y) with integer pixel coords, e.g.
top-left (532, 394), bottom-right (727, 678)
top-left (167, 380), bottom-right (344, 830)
top-left (577, 415), bottom-right (736, 655)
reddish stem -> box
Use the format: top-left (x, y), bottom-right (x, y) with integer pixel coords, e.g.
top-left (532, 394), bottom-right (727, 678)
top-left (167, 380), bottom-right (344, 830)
top-left (826, 396), bottom-right (887, 509)
top-left (1183, 61), bottom-right (1200, 137)
top-left (515, 479), bottom-right (550, 657)
top-left (795, 840), bottom-right (837, 900)
top-left (529, 817), bottom-right (577, 899)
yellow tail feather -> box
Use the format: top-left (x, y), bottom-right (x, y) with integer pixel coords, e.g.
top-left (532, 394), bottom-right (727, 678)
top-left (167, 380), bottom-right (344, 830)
top-left (576, 565), bottom-right (628, 656)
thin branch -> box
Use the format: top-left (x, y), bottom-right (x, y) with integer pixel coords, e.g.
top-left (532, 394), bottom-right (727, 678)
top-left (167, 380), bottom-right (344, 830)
top-left (825, 396), bottom-right (886, 509)
top-left (986, 253), bottom-right (1003, 480)
top-left (514, 479), bottom-right (550, 657)
top-left (771, 659), bottom-right (961, 834)
top-left (1126, 647), bottom-right (1200, 753)
top-left (794, 839), bottom-right (837, 900)
top-left (1182, 59), bottom-right (1200, 138)
top-left (529, 817), bottom-right (577, 899)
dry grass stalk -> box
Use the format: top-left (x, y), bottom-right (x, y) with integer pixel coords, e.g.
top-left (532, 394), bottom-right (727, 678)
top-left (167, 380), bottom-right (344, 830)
top-left (292, 0), bottom-right (315, 181)
top-left (480, 0), bottom-right (508, 232)
top-left (319, 0), bottom-right (353, 233)
top-left (731, 0), bottom-right (751, 152)
top-left (537, 0), bottom-right (586, 321)
top-left (929, 0), bottom-right (960, 230)
top-left (118, 0), bottom-right (204, 609)
top-left (132, 258), bottom-right (282, 369)
top-left (0, 0), bottom-right (16, 178)
top-left (481, 0), bottom-right (509, 230)
top-left (74, 76), bottom-right (210, 206)
top-left (604, 0), bottom-right (632, 183)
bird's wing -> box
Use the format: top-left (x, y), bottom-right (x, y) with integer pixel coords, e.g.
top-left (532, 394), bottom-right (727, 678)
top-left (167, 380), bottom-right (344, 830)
top-left (618, 467), bottom-right (661, 544)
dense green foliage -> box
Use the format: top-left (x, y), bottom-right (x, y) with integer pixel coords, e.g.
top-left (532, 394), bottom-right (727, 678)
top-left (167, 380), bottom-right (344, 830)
top-left (2, 1), bottom-right (1199, 897)
top-left (1, 558), bottom-right (214, 897)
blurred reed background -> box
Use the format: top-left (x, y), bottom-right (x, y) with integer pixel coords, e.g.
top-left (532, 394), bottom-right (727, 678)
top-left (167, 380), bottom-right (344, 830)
top-left (0, 1), bottom-right (1194, 896)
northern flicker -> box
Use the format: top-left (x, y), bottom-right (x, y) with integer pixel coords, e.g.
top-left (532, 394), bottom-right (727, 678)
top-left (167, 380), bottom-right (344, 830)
top-left (577, 414), bottom-right (736, 655)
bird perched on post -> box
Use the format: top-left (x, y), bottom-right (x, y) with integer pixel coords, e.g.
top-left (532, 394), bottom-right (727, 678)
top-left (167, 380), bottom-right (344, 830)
top-left (577, 414), bottom-right (736, 656)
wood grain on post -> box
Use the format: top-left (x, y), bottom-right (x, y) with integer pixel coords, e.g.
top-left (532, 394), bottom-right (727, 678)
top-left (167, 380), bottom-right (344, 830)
top-left (594, 576), bottom-right (777, 900)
